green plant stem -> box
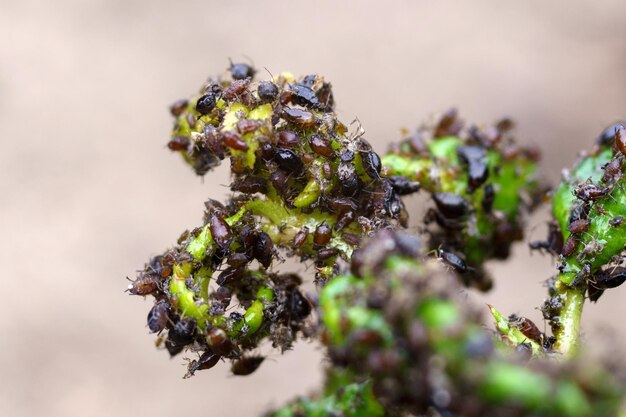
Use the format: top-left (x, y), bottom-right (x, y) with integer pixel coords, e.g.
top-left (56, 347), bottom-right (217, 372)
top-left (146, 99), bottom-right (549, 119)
top-left (552, 283), bottom-right (586, 357)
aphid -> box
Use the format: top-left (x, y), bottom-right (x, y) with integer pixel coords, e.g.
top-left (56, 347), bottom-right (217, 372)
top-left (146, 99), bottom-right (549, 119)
top-left (273, 148), bottom-right (304, 174)
top-left (289, 83), bottom-right (322, 110)
top-left (257, 81), bottom-right (279, 102)
top-left (337, 162), bottom-right (360, 196)
top-left (309, 134), bottom-right (335, 158)
top-left (167, 136), bottom-right (190, 151)
top-left (214, 286), bottom-right (232, 309)
top-left (509, 314), bottom-right (542, 343)
top-left (457, 146), bottom-right (489, 192)
top-left (277, 131), bottom-right (299, 148)
top-left (432, 192), bottom-right (467, 219)
top-left (334, 210), bottom-right (355, 232)
top-left (254, 231), bottom-right (274, 268)
top-left (231, 176), bottom-right (268, 194)
top-left (388, 176), bottom-right (420, 196)
top-left (341, 232), bottom-right (361, 246)
top-left (222, 131), bottom-right (248, 151)
top-left (216, 266), bottom-right (244, 286)
top-left (168, 318), bottom-right (197, 346)
top-left (322, 162), bottom-right (332, 178)
top-left (127, 273), bottom-right (161, 296)
top-left (236, 119), bottom-right (261, 135)
top-left (147, 300), bottom-right (170, 333)
top-left (293, 227), bottom-right (309, 247)
top-left (578, 239), bottom-right (604, 260)
top-left (186, 112), bottom-right (197, 129)
top-left (482, 183), bottom-right (495, 213)
top-left (169, 99), bottom-right (188, 117)
top-left (260, 142), bottom-right (275, 161)
top-left (206, 327), bottom-right (235, 355)
top-left (568, 202), bottom-right (591, 224)
top-left (223, 79), bottom-right (251, 100)
top-left (165, 339), bottom-right (185, 357)
top-left (437, 249), bottom-right (475, 274)
top-left (195, 93), bottom-right (217, 115)
top-left (229, 62), bottom-right (256, 80)
top-left (568, 218), bottom-right (590, 234)
top-left (327, 197), bottom-right (357, 214)
top-left (434, 108), bottom-right (463, 138)
top-left (270, 170), bottom-right (290, 197)
top-left (317, 247), bottom-right (339, 260)
top-left (529, 222), bottom-right (563, 255)
top-left (289, 288), bottom-right (312, 321)
top-left (314, 224), bottom-right (332, 245)
top-left (602, 157), bottom-right (623, 185)
top-left (282, 107), bottom-right (316, 127)
top-left (573, 182), bottom-right (610, 202)
top-left (209, 211), bottom-right (233, 250)
top-left (186, 350), bottom-right (221, 377)
top-left (597, 122), bottom-right (626, 146)
top-left (591, 267), bottom-right (626, 290)
top-left (609, 216), bottom-right (624, 227)
top-left (231, 356), bottom-right (265, 376)
top-left (361, 150), bottom-right (382, 179)
top-left (561, 235), bottom-right (579, 257)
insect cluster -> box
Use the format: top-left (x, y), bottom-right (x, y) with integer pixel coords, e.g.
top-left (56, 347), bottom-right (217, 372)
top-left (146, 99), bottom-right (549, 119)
top-left (129, 61), bottom-right (626, 416)
top-left (383, 109), bottom-right (543, 290)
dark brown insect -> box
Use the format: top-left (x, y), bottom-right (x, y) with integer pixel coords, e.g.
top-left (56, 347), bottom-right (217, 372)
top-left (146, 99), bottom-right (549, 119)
top-left (236, 119), bottom-right (261, 135)
top-left (282, 107), bottom-right (316, 127)
top-left (388, 176), bottom-right (420, 196)
top-left (515, 342), bottom-right (533, 361)
top-left (230, 62), bottom-right (256, 80)
top-left (214, 286), bottom-right (232, 310)
top-left (317, 247), bottom-right (339, 260)
top-left (434, 108), bottom-right (463, 138)
top-left (561, 234), bottom-right (579, 257)
top-left (274, 148), bottom-right (304, 173)
top-left (568, 218), bottom-right (590, 234)
top-left (254, 231), bottom-right (274, 268)
top-left (186, 112), bottom-right (197, 129)
top-left (231, 356), bottom-right (265, 376)
top-left (127, 273), bottom-right (161, 296)
top-left (216, 266), bottom-right (244, 286)
top-left (591, 267), bottom-right (626, 290)
top-left (222, 131), bottom-right (249, 151)
top-left (186, 350), bottom-right (221, 377)
top-left (602, 157), bottom-right (623, 185)
top-left (437, 249), bottom-right (475, 274)
top-left (260, 142), bottom-right (275, 161)
top-left (289, 288), bottom-right (312, 321)
top-left (314, 224), bottom-right (332, 245)
top-left (568, 202), bottom-right (591, 224)
top-left (509, 314), bottom-right (543, 343)
top-left (340, 150), bottom-right (354, 162)
top-left (147, 300), bottom-right (170, 333)
top-left (609, 216), bottom-right (624, 227)
top-left (529, 222), bottom-right (563, 255)
top-left (277, 131), bottom-right (299, 148)
top-left (206, 327), bottom-right (235, 355)
top-left (573, 182), bottom-right (610, 202)
top-left (289, 83), bottom-right (322, 110)
top-left (341, 232), bottom-right (361, 246)
top-left (169, 99), bottom-right (188, 117)
top-left (257, 81), bottom-right (279, 102)
top-left (432, 192), bottom-right (467, 219)
top-left (223, 79), bottom-right (251, 100)
top-left (270, 170), bottom-right (291, 197)
top-left (334, 210), bottom-right (355, 232)
top-left (457, 145), bottom-right (489, 192)
top-left (231, 176), bottom-right (268, 194)
top-left (293, 227), bottom-right (309, 247)
top-left (309, 134), bottom-right (335, 158)
top-left (209, 211), bottom-right (233, 250)
top-left (167, 135), bottom-right (190, 151)
top-left (195, 93), bottom-right (217, 115)
top-left (168, 318), bottom-right (197, 347)
top-left (597, 122), bottom-right (626, 146)
top-left (361, 150), bottom-right (382, 179)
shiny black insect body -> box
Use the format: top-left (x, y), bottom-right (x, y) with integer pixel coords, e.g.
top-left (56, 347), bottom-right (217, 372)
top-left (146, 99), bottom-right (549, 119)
top-left (231, 356), bottom-right (265, 376)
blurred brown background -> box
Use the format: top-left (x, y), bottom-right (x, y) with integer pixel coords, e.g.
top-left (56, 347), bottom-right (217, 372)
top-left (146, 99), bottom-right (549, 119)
top-left (1, 1), bottom-right (625, 416)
